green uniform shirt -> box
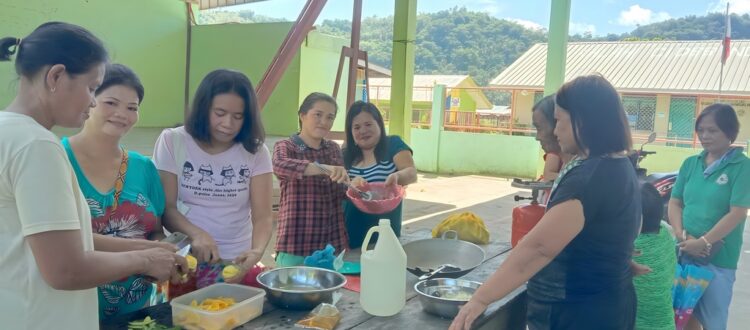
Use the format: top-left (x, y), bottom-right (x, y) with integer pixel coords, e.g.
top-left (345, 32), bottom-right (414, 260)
top-left (671, 149), bottom-right (750, 269)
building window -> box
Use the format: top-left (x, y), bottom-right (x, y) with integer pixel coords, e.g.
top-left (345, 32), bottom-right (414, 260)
top-left (622, 95), bottom-right (657, 132)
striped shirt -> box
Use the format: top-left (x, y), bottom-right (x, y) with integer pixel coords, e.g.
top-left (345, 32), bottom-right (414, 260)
top-left (346, 136), bottom-right (410, 182)
top-left (344, 135), bottom-right (412, 248)
top-left (348, 160), bottom-right (397, 183)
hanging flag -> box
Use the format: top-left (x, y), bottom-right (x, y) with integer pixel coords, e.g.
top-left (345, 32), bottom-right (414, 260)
top-left (722, 3), bottom-right (731, 64)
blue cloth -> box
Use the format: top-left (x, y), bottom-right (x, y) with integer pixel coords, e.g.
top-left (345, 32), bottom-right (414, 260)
top-left (304, 244), bottom-right (336, 270)
top-left (703, 147), bottom-right (742, 178)
top-left (344, 135), bottom-right (411, 248)
top-left (694, 262), bottom-right (736, 330)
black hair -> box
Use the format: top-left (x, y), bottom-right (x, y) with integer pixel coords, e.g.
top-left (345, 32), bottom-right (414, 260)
top-left (0, 22), bottom-right (108, 78)
top-left (555, 75), bottom-right (632, 156)
top-left (640, 182), bottom-right (663, 234)
top-left (97, 63), bottom-right (144, 104)
top-left (343, 101), bottom-right (389, 169)
top-left (185, 69), bottom-right (265, 153)
top-left (695, 103), bottom-right (740, 143)
top-left (532, 94), bottom-right (556, 127)
top-left (298, 92), bottom-right (338, 129)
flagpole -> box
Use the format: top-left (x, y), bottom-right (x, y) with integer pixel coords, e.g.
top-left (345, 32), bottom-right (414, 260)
top-left (719, 2), bottom-right (730, 103)
top-left (719, 56), bottom-right (724, 103)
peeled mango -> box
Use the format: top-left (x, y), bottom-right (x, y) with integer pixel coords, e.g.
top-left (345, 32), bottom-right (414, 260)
top-left (186, 255), bottom-right (198, 271)
top-left (222, 265), bottom-right (240, 279)
top-left (432, 212), bottom-right (490, 245)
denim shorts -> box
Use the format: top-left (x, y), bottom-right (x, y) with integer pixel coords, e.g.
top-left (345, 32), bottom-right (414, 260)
top-left (694, 263), bottom-right (736, 330)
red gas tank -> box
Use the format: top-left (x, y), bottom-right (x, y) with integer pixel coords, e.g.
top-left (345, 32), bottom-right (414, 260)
top-left (511, 203), bottom-right (545, 247)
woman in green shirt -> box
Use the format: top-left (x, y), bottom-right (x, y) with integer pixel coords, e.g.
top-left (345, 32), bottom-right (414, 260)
top-left (669, 103), bottom-right (750, 330)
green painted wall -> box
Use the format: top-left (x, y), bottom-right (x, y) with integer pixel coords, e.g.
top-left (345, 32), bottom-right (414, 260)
top-left (437, 131), bottom-right (540, 178)
top-left (189, 22), bottom-right (301, 136)
top-left (410, 129), bottom-right (542, 179)
top-left (639, 145), bottom-right (698, 173)
top-left (0, 0), bottom-right (188, 127)
top-left (190, 24), bottom-right (348, 136)
top-left (298, 32), bottom-right (350, 133)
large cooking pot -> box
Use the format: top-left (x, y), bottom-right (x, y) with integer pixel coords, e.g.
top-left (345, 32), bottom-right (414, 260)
top-left (403, 231), bottom-right (485, 279)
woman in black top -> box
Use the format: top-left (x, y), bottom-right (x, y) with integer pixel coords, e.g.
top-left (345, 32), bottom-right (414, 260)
top-left (451, 75), bottom-right (641, 330)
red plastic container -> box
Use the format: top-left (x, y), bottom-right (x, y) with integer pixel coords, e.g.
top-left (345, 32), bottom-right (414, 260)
top-left (347, 182), bottom-right (405, 214)
top-left (511, 203), bottom-right (545, 247)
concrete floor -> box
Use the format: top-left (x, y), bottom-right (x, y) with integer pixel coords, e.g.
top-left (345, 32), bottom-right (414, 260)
top-left (54, 127), bottom-right (750, 329)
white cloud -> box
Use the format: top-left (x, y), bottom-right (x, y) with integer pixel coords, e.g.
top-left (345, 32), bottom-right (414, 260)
top-left (570, 22), bottom-right (597, 35)
top-left (508, 18), bottom-right (544, 31)
top-left (709, 0), bottom-right (750, 15)
top-left (471, 0), bottom-right (506, 16)
top-left (617, 5), bottom-right (671, 26)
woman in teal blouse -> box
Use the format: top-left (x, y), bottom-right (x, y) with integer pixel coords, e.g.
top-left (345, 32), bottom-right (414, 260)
top-left (342, 101), bottom-right (417, 248)
top-left (63, 64), bottom-right (175, 319)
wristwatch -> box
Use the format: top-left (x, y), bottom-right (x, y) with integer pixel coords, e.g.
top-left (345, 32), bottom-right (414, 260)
top-left (700, 236), bottom-right (712, 251)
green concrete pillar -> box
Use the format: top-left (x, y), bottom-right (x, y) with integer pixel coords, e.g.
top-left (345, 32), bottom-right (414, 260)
top-left (543, 0), bottom-right (571, 96)
top-left (390, 0), bottom-right (417, 143)
top-left (420, 84), bottom-right (446, 172)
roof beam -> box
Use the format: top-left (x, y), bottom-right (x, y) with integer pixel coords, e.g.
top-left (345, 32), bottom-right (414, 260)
top-left (255, 0), bottom-right (327, 110)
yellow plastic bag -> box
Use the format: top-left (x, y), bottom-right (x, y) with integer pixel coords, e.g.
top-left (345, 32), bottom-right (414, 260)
top-left (432, 212), bottom-right (490, 245)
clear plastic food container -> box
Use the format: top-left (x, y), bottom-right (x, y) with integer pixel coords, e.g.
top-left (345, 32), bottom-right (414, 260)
top-left (171, 283), bottom-right (265, 330)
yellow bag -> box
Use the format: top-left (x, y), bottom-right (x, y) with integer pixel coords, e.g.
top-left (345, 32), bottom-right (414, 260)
top-left (432, 212), bottom-right (490, 245)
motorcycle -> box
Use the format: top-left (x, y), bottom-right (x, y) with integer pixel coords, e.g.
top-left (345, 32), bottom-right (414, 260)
top-left (630, 132), bottom-right (678, 219)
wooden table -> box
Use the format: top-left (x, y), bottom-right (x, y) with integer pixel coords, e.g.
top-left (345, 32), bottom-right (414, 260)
top-left (102, 229), bottom-right (525, 330)
top-left (241, 229), bottom-right (525, 330)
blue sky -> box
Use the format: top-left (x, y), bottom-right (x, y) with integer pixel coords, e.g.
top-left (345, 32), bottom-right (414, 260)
top-left (218, 0), bottom-right (747, 35)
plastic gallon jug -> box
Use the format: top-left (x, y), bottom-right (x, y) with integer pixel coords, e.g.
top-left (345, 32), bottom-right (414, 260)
top-left (360, 219), bottom-right (407, 316)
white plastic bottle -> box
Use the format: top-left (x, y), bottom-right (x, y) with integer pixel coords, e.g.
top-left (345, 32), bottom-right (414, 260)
top-left (359, 219), bottom-right (407, 316)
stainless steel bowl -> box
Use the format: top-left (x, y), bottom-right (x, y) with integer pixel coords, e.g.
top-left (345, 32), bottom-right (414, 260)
top-left (256, 267), bottom-right (347, 310)
top-left (414, 278), bottom-right (482, 318)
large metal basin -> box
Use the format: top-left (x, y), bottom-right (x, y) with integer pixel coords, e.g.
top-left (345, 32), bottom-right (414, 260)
top-left (403, 231), bottom-right (485, 279)
top-left (256, 267), bottom-right (346, 310)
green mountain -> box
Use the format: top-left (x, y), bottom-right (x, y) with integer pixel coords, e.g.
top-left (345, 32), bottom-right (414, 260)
top-left (199, 8), bottom-right (746, 85)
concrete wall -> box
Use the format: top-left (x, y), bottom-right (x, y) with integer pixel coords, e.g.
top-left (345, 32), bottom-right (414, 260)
top-left (653, 94), bottom-right (671, 136)
top-left (298, 32), bottom-right (350, 133)
top-left (409, 86), bottom-right (704, 179)
top-left (700, 97), bottom-right (750, 144)
top-left (411, 128), bottom-right (542, 179)
top-left (639, 145), bottom-right (698, 173)
top-left (189, 22), bottom-right (301, 136)
top-left (410, 85), bottom-right (542, 179)
top-left (0, 0), bottom-right (188, 127)
top-left (513, 90), bottom-right (535, 126)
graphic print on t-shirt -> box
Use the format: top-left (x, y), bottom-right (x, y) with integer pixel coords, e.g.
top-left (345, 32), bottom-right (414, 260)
top-left (237, 165), bottom-right (250, 184)
top-left (181, 162), bottom-right (250, 199)
top-left (198, 164), bottom-right (214, 185)
top-left (218, 165), bottom-right (235, 186)
top-left (182, 161), bottom-right (194, 182)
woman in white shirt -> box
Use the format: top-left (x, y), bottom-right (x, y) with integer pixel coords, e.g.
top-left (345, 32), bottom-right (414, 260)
top-left (0, 22), bottom-right (185, 328)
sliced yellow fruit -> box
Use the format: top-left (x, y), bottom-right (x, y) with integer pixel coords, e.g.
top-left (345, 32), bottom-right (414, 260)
top-left (222, 265), bottom-right (240, 279)
top-left (186, 255), bottom-right (198, 271)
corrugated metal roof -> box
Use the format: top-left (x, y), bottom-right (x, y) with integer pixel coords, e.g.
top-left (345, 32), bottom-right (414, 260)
top-left (490, 40), bottom-right (750, 95)
top-left (368, 75), bottom-right (493, 108)
top-left (369, 75), bottom-right (471, 102)
top-left (370, 75), bottom-right (470, 88)
top-left (196, 0), bottom-right (270, 10)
